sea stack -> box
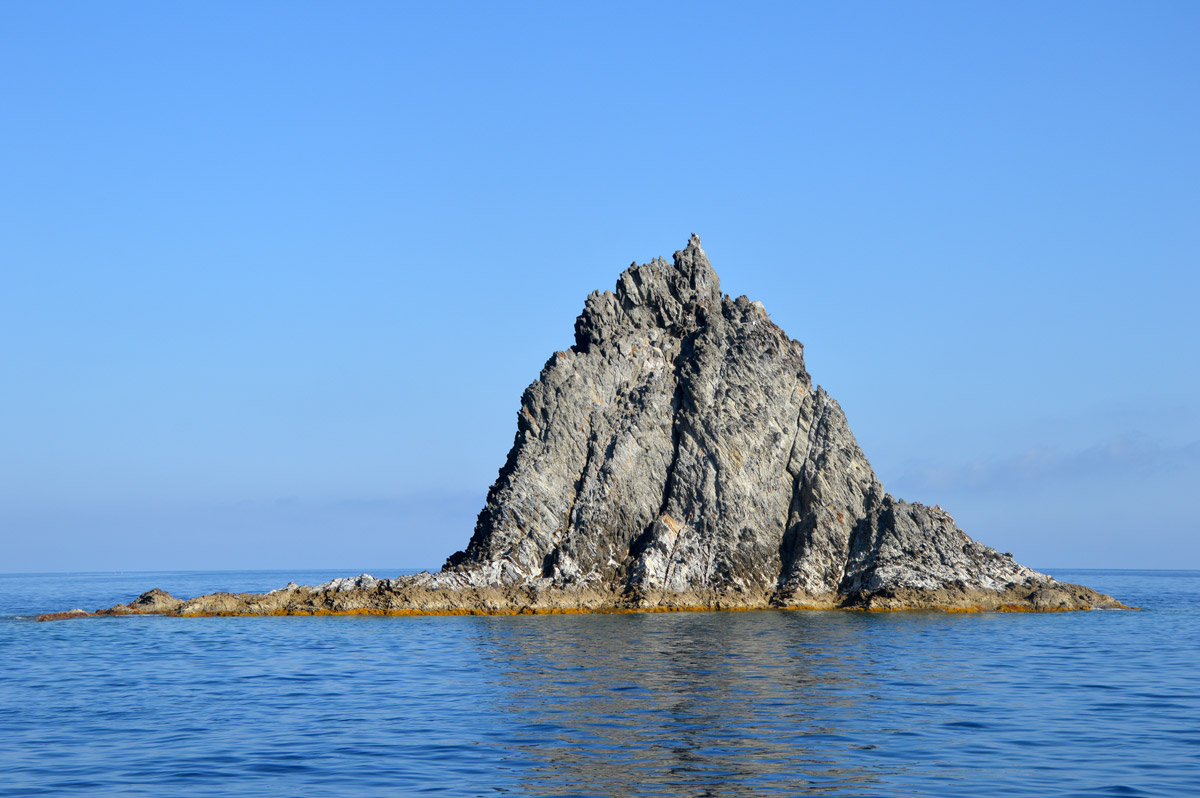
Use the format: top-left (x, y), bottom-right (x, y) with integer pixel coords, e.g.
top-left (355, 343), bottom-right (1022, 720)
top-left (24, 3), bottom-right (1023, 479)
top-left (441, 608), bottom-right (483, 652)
top-left (42, 235), bottom-right (1124, 619)
top-left (439, 233), bottom-right (1118, 611)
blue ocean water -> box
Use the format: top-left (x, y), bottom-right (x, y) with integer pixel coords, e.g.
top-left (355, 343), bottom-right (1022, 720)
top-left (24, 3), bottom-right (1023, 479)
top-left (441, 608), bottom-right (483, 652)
top-left (0, 569), bottom-right (1196, 797)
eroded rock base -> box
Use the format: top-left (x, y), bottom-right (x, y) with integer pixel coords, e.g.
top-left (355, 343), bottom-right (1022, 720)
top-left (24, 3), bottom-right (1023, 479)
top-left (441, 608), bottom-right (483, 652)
top-left (35, 572), bottom-right (1129, 621)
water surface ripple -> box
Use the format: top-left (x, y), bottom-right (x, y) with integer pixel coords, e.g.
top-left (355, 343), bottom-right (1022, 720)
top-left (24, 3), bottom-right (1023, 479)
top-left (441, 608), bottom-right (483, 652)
top-left (1, 569), bottom-right (1196, 796)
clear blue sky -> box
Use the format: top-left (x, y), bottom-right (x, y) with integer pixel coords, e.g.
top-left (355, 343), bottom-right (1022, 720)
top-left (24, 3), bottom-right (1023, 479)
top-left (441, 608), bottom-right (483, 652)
top-left (2, 1), bottom-right (1197, 573)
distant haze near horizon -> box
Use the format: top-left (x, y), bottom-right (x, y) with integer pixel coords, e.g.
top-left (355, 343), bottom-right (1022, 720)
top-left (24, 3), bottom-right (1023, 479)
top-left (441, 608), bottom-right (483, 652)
top-left (3, 3), bottom-right (1197, 573)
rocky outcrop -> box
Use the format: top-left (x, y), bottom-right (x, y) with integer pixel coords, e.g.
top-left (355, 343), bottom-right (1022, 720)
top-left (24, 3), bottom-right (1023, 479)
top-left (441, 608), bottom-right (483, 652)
top-left (433, 234), bottom-right (1121, 611)
top-left (37, 235), bottom-right (1125, 621)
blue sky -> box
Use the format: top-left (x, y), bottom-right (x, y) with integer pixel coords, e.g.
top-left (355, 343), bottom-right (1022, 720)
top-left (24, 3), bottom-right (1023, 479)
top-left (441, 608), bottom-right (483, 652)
top-left (2, 2), bottom-right (1197, 573)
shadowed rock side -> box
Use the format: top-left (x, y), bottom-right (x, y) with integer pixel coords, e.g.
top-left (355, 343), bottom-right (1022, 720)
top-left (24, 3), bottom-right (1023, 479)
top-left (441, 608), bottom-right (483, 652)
top-left (38, 235), bottom-right (1125, 621)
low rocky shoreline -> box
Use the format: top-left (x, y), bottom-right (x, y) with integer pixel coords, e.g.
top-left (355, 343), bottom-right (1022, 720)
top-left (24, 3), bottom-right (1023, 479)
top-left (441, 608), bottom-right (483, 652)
top-left (35, 570), bottom-right (1128, 622)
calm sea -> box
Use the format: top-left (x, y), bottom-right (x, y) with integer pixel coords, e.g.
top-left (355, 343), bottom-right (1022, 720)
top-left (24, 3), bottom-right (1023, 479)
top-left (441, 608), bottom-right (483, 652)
top-left (1, 569), bottom-right (1196, 797)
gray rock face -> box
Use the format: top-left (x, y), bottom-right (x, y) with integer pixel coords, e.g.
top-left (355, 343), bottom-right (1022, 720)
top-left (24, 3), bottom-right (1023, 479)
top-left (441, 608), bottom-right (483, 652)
top-left (443, 234), bottom-right (1056, 607)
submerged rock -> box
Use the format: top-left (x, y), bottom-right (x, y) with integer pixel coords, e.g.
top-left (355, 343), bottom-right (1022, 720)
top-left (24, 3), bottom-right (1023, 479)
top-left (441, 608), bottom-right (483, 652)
top-left (38, 235), bottom-right (1125, 621)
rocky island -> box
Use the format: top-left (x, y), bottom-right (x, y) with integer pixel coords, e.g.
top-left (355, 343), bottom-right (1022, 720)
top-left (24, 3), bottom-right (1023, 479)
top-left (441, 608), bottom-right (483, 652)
top-left (38, 235), bottom-right (1125, 621)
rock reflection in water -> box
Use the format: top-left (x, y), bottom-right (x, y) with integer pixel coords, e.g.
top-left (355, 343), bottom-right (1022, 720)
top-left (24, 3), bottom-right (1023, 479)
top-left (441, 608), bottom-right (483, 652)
top-left (471, 610), bottom-right (892, 796)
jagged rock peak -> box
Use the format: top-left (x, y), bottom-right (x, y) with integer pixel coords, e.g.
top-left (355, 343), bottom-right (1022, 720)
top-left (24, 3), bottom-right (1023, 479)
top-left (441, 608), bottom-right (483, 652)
top-left (574, 233), bottom-right (721, 351)
top-left (618, 232), bottom-right (719, 313)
